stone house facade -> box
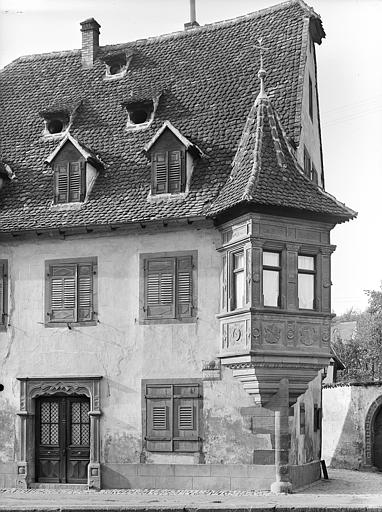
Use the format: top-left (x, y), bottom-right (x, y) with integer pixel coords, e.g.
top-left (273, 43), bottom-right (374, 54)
top-left (0, 0), bottom-right (355, 491)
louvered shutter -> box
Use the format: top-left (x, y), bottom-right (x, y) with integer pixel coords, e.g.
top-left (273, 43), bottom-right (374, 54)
top-left (153, 152), bottom-right (168, 194)
top-left (69, 162), bottom-right (82, 202)
top-left (176, 256), bottom-right (193, 318)
top-left (168, 150), bottom-right (182, 193)
top-left (78, 263), bottom-right (93, 321)
top-left (146, 385), bottom-right (172, 452)
top-left (173, 384), bottom-right (200, 452)
top-left (145, 258), bottom-right (176, 319)
top-left (54, 164), bottom-right (69, 203)
top-left (80, 161), bottom-right (86, 201)
top-left (0, 263), bottom-right (4, 325)
top-left (49, 265), bottom-right (77, 322)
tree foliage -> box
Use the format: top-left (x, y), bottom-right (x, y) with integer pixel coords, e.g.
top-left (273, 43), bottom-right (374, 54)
top-left (332, 283), bottom-right (382, 383)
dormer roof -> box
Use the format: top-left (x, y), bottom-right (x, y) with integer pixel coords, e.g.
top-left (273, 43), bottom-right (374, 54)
top-left (144, 121), bottom-right (203, 157)
top-left (45, 133), bottom-right (104, 169)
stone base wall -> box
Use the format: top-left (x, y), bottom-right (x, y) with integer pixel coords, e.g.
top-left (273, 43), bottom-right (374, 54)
top-left (289, 460), bottom-right (321, 490)
top-left (0, 462), bottom-right (17, 488)
top-left (101, 463), bottom-right (275, 490)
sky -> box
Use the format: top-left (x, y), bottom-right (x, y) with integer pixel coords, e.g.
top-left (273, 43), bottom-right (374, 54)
top-left (0, 0), bottom-right (381, 315)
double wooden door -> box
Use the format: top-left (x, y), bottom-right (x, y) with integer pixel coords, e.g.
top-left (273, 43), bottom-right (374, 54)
top-left (36, 396), bottom-right (90, 483)
top-left (374, 407), bottom-right (382, 470)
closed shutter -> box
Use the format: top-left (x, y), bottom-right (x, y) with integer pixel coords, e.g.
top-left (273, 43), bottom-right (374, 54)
top-left (146, 385), bottom-right (172, 452)
top-left (69, 162), bottom-right (82, 202)
top-left (173, 384), bottom-right (200, 452)
top-left (168, 151), bottom-right (181, 193)
top-left (153, 152), bottom-right (168, 194)
top-left (145, 258), bottom-right (176, 319)
top-left (176, 256), bottom-right (193, 318)
top-left (78, 263), bottom-right (93, 321)
top-left (0, 263), bottom-right (4, 325)
top-left (54, 164), bottom-right (69, 203)
top-left (49, 265), bottom-right (77, 322)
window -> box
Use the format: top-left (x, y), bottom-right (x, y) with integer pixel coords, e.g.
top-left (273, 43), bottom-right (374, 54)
top-left (298, 255), bottom-right (315, 310)
top-left (300, 403), bottom-right (305, 435)
top-left (143, 380), bottom-right (202, 453)
top-left (142, 252), bottom-right (196, 322)
top-left (313, 404), bottom-right (321, 432)
top-left (262, 251), bottom-right (281, 307)
top-left (45, 258), bottom-right (97, 326)
top-left (232, 251), bottom-right (245, 309)
top-left (125, 100), bottom-right (154, 128)
top-left (152, 150), bottom-right (185, 194)
top-left (53, 162), bottom-right (86, 203)
top-left (308, 75), bottom-right (313, 121)
top-left (303, 146), bottom-right (311, 177)
top-left (43, 114), bottom-right (69, 136)
top-left (0, 260), bottom-right (8, 330)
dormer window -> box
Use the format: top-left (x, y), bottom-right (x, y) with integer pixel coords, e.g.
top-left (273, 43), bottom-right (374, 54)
top-left (54, 162), bottom-right (86, 203)
top-left (103, 51), bottom-right (131, 79)
top-left (45, 134), bottom-right (104, 206)
top-left (152, 150), bottom-right (185, 194)
top-left (144, 121), bottom-right (203, 197)
top-left (125, 100), bottom-right (154, 129)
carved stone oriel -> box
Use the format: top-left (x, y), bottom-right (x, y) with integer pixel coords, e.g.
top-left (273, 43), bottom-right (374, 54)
top-left (298, 325), bottom-right (319, 347)
top-left (263, 323), bottom-right (282, 345)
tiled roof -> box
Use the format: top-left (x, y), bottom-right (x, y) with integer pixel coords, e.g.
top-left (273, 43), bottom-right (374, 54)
top-left (0, 0), bottom-right (352, 233)
top-left (208, 92), bottom-right (356, 220)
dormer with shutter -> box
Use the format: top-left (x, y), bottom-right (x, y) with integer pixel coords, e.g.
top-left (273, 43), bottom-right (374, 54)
top-left (144, 121), bottom-right (202, 197)
top-left (45, 133), bottom-right (103, 205)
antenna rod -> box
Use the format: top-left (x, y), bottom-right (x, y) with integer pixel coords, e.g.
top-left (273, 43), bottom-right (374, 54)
top-left (190, 0), bottom-right (196, 23)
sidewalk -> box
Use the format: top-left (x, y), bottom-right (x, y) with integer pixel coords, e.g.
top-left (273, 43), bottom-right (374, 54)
top-left (1, 469), bottom-right (382, 511)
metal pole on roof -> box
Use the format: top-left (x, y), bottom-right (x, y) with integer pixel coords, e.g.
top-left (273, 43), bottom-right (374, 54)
top-left (190, 0), bottom-right (196, 24)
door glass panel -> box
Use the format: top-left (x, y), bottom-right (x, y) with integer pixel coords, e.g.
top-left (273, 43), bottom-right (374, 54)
top-left (71, 400), bottom-right (90, 446)
top-left (40, 401), bottom-right (59, 446)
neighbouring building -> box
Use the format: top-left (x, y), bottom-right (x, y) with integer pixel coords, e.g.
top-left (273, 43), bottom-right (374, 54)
top-left (0, 0), bottom-right (356, 491)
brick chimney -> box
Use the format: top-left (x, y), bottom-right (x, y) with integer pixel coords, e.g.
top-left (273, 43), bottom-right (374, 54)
top-left (80, 18), bottom-right (100, 69)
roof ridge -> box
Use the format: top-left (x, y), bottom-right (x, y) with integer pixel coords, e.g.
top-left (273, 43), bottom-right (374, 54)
top-left (4, 0), bottom-right (316, 67)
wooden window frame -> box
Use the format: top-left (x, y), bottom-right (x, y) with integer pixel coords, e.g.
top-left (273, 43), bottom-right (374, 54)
top-left (53, 161), bottom-right (86, 204)
top-left (297, 254), bottom-right (316, 311)
top-left (151, 149), bottom-right (186, 195)
top-left (262, 250), bottom-right (282, 309)
top-left (140, 251), bottom-right (197, 325)
top-left (45, 257), bottom-right (97, 328)
top-left (0, 260), bottom-right (8, 332)
top-left (142, 378), bottom-right (203, 453)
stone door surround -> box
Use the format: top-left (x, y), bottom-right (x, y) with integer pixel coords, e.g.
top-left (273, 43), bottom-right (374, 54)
top-left (16, 376), bottom-right (102, 489)
top-left (365, 395), bottom-right (382, 468)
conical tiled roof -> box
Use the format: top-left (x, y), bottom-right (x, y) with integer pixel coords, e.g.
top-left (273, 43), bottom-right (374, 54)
top-left (208, 93), bottom-right (356, 222)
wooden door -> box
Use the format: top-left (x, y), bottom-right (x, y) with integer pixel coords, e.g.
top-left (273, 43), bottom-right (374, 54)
top-left (36, 396), bottom-right (90, 483)
top-left (374, 407), bottom-right (382, 470)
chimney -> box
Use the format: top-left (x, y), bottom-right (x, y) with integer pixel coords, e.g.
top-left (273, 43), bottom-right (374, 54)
top-left (184, 0), bottom-right (199, 30)
top-left (80, 18), bottom-right (100, 69)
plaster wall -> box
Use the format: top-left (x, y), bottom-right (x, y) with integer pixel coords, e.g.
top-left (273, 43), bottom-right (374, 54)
top-left (297, 33), bottom-right (324, 187)
top-left (0, 224), bottom-right (260, 471)
top-left (322, 384), bottom-right (382, 469)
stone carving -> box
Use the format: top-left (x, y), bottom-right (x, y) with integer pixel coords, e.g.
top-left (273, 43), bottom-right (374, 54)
top-left (322, 321), bottom-right (330, 345)
top-left (263, 323), bottom-right (281, 345)
top-left (227, 322), bottom-right (245, 348)
top-left (298, 326), bottom-right (318, 347)
top-left (222, 324), bottom-right (228, 349)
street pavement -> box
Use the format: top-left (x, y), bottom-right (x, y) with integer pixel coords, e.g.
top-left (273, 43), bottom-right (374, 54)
top-left (0, 469), bottom-right (381, 511)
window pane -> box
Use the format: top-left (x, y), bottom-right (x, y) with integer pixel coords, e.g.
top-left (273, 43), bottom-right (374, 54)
top-left (263, 251), bottom-right (279, 267)
top-left (263, 269), bottom-right (279, 307)
top-left (234, 270), bottom-right (245, 309)
top-left (298, 255), bottom-right (314, 271)
top-left (233, 252), bottom-right (244, 270)
top-left (298, 273), bottom-right (314, 309)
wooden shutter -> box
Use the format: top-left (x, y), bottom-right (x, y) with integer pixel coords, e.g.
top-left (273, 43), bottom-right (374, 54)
top-left (153, 152), bottom-right (168, 194)
top-left (176, 256), bottom-right (193, 318)
top-left (168, 150), bottom-right (182, 193)
top-left (145, 258), bottom-right (176, 319)
top-left (54, 164), bottom-right (69, 203)
top-left (78, 263), bottom-right (93, 321)
top-left (145, 385), bottom-right (172, 452)
top-left (69, 162), bottom-right (82, 202)
top-left (49, 265), bottom-right (77, 322)
top-left (173, 384), bottom-right (201, 452)
top-left (80, 161), bottom-right (86, 201)
top-left (0, 263), bottom-right (4, 325)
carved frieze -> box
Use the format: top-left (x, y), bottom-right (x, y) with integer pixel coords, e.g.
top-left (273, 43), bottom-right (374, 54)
top-left (263, 322), bottom-right (283, 345)
top-left (298, 325), bottom-right (319, 347)
top-left (286, 322), bottom-right (296, 347)
top-left (228, 321), bottom-right (245, 347)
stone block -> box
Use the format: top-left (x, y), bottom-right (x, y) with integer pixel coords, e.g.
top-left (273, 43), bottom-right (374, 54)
top-left (247, 465), bottom-right (275, 479)
top-left (154, 476), bottom-right (193, 489)
top-left (174, 464), bottom-right (211, 477)
top-left (230, 476), bottom-right (272, 490)
top-left (122, 476), bottom-right (157, 489)
top-left (192, 476), bottom-right (230, 490)
top-left (253, 450), bottom-right (275, 465)
top-left (137, 464), bottom-right (175, 477)
top-left (210, 464), bottom-right (248, 477)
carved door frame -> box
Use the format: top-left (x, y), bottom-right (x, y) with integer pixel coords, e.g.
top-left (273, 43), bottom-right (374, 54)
top-left (365, 395), bottom-right (382, 468)
top-left (16, 376), bottom-right (102, 489)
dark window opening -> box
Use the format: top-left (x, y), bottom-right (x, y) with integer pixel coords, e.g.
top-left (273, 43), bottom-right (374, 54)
top-left (47, 119), bottom-right (65, 134)
top-left (109, 62), bottom-right (123, 75)
top-left (303, 146), bottom-right (311, 177)
top-left (130, 109), bottom-right (148, 124)
top-left (125, 100), bottom-right (154, 127)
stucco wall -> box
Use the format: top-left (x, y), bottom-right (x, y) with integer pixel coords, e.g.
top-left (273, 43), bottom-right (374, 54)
top-left (0, 224), bottom-right (261, 469)
top-left (297, 32), bottom-right (324, 187)
top-left (322, 384), bottom-right (382, 469)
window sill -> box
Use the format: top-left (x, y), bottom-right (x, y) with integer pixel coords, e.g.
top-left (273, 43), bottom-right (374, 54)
top-left (140, 317), bottom-right (197, 325)
top-left (45, 321), bottom-right (97, 328)
top-left (217, 308), bottom-right (332, 319)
